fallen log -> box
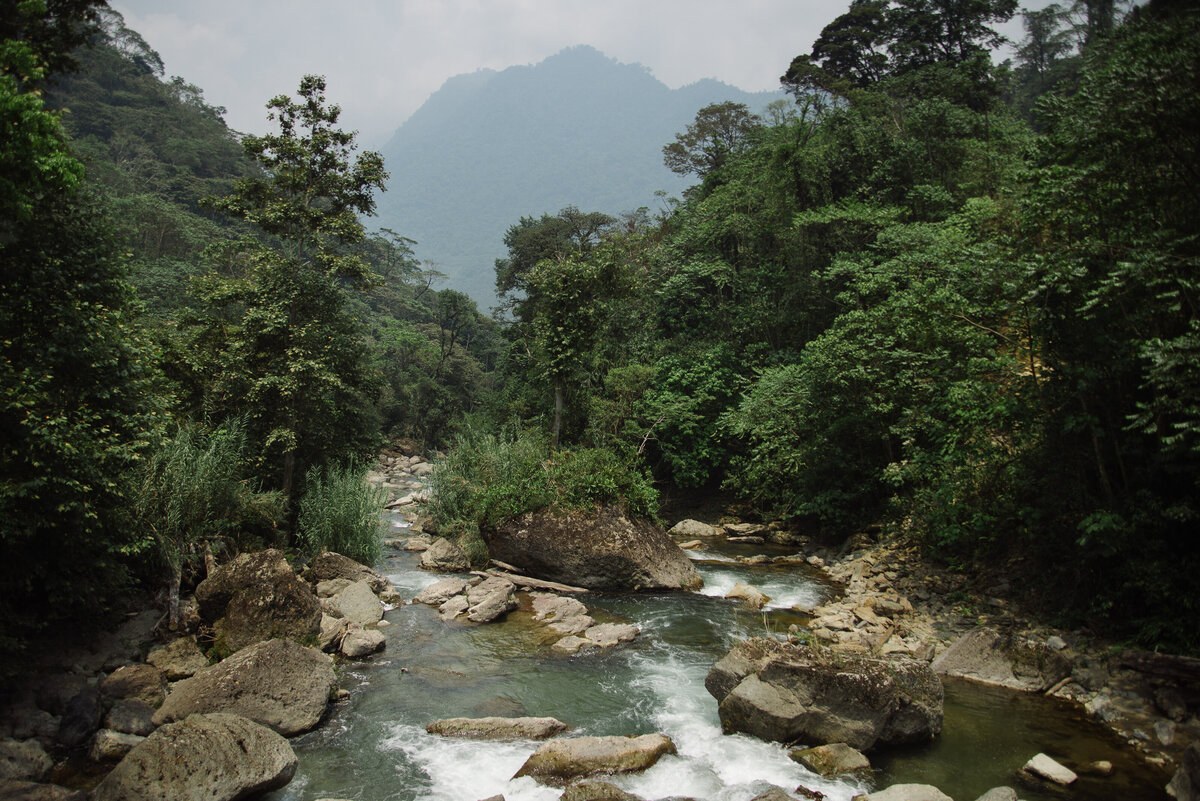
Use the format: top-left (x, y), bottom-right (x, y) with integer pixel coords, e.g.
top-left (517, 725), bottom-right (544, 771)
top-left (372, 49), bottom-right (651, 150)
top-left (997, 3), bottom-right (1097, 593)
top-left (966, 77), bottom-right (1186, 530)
top-left (1117, 650), bottom-right (1200, 683)
top-left (482, 564), bottom-right (590, 594)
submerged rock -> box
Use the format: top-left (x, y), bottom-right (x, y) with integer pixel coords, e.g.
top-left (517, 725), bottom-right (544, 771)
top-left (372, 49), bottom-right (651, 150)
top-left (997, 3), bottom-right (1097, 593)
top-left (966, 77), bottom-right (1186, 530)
top-left (91, 713), bottom-right (296, 801)
top-left (706, 638), bottom-right (943, 752)
top-left (424, 716), bottom-right (568, 741)
top-left (486, 505), bottom-right (702, 592)
top-left (153, 639), bottom-right (335, 736)
top-left (512, 733), bottom-right (677, 785)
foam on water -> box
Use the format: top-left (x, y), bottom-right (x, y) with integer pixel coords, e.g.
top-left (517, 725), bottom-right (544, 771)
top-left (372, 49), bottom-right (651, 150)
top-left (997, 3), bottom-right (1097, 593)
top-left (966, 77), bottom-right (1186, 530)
top-left (695, 564), bottom-right (826, 610)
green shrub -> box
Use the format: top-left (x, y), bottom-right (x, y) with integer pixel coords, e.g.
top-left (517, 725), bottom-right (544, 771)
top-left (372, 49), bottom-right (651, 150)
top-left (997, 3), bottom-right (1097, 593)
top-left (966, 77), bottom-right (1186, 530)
top-left (428, 429), bottom-right (658, 535)
top-left (296, 461), bottom-right (385, 566)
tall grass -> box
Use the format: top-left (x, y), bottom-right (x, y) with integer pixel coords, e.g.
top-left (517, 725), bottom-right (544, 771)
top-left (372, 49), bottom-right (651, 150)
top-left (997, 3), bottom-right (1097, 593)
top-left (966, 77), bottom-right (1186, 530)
top-left (428, 428), bottom-right (659, 535)
top-left (296, 461), bottom-right (385, 566)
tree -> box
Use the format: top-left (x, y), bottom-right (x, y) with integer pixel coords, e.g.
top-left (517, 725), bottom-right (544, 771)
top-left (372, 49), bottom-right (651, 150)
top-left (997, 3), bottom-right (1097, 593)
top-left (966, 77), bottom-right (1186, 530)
top-left (1, 0), bottom-right (162, 651)
top-left (662, 101), bottom-right (762, 179)
top-left (196, 75), bottom-right (387, 503)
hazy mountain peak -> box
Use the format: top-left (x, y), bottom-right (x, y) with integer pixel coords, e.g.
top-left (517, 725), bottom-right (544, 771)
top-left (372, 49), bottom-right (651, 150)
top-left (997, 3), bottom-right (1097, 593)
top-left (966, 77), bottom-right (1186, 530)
top-left (377, 47), bottom-right (787, 306)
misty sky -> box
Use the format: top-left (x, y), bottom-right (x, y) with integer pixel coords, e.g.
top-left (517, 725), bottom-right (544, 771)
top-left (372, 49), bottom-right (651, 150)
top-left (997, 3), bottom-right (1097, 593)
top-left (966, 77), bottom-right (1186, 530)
top-left (109, 1), bottom-right (1044, 148)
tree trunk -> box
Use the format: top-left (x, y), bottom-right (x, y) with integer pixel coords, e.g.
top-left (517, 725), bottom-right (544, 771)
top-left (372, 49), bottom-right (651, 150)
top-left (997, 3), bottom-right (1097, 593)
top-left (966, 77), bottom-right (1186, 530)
top-left (550, 381), bottom-right (564, 450)
top-left (282, 450), bottom-right (296, 501)
top-left (167, 562), bottom-right (182, 632)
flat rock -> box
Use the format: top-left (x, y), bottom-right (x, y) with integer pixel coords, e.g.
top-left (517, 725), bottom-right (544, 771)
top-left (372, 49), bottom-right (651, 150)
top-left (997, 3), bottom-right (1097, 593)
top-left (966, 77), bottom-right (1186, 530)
top-left (668, 520), bottom-right (722, 538)
top-left (153, 639), bottom-right (334, 736)
top-left (973, 788), bottom-right (1018, 801)
top-left (1021, 753), bottom-right (1077, 786)
top-left (439, 595), bottom-right (470, 620)
top-left (512, 733), bottom-right (676, 786)
top-left (931, 627), bottom-right (1070, 692)
top-left (548, 615), bottom-right (594, 636)
top-left (531, 594), bottom-right (589, 622)
top-left (414, 577), bottom-right (468, 606)
top-left (790, 742), bottom-right (871, 777)
top-left (424, 716), bottom-right (569, 741)
top-left (91, 713), bottom-right (296, 801)
top-left (146, 637), bottom-right (208, 680)
top-left (552, 635), bottom-right (595, 655)
top-left (584, 623), bottom-right (639, 647)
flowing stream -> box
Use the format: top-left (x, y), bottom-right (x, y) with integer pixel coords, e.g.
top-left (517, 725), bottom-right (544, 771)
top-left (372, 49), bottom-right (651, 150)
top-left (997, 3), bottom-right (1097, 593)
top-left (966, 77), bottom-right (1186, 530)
top-left (265, 512), bottom-right (1168, 801)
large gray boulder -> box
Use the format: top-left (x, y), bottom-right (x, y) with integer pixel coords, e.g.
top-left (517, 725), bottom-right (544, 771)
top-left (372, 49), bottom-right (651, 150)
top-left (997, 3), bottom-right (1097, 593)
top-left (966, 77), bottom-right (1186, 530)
top-left (706, 638), bottom-right (943, 752)
top-left (485, 505), bottom-right (702, 591)
top-left (0, 738), bottom-right (52, 781)
top-left (420, 537), bottom-right (470, 572)
top-left (90, 713), bottom-right (296, 801)
top-left (425, 716), bottom-right (569, 741)
top-left (195, 550), bottom-right (322, 653)
top-left (307, 551), bottom-right (389, 594)
top-left (931, 627), bottom-right (1070, 692)
top-left (512, 733), bottom-right (676, 786)
top-left (153, 639), bottom-right (335, 736)
top-left (323, 580), bottom-right (383, 625)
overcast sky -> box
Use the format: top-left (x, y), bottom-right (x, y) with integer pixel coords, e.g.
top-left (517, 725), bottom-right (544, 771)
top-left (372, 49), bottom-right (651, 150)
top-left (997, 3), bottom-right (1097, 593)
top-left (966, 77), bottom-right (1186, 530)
top-left (109, 1), bottom-right (1044, 148)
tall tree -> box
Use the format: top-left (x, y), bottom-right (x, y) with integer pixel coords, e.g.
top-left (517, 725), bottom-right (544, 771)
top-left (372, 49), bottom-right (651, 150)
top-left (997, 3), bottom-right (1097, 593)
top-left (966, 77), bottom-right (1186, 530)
top-left (195, 75), bottom-right (387, 502)
top-left (662, 101), bottom-right (762, 179)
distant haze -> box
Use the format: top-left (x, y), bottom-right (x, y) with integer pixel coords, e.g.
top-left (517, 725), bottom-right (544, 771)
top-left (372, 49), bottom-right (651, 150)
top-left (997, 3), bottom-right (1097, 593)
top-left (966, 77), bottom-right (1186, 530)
top-left (374, 46), bottom-right (787, 305)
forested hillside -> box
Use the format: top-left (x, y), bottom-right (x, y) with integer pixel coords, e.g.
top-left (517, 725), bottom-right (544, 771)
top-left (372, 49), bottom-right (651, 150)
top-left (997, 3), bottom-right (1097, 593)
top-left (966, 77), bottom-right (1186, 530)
top-left (454, 0), bottom-right (1200, 651)
top-left (375, 45), bottom-right (787, 304)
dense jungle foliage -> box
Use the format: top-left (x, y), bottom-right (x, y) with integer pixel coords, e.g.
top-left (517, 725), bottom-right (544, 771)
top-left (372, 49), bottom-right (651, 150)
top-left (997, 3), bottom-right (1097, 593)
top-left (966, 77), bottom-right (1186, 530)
top-left (1, 0), bottom-right (1197, 665)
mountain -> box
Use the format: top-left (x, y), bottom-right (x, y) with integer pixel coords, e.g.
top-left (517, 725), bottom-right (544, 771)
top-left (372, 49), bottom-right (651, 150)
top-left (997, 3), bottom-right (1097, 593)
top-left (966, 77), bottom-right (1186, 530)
top-left (375, 45), bottom-right (787, 306)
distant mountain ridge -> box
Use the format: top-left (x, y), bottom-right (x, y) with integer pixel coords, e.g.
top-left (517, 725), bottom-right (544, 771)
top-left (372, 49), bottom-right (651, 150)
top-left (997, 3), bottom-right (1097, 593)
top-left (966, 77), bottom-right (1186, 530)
top-left (375, 45), bottom-right (787, 306)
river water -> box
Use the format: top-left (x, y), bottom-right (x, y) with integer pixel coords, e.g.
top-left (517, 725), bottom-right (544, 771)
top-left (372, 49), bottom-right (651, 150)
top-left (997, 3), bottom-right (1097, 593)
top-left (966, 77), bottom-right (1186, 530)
top-left (265, 514), bottom-right (1168, 801)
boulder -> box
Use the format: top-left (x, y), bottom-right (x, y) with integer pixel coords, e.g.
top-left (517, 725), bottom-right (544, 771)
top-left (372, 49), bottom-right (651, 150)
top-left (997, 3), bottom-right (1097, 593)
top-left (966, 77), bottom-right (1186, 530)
top-left (146, 637), bottom-right (207, 680)
top-left (749, 788), bottom-right (794, 801)
top-left (414, 577), bottom-right (468, 606)
top-left (512, 733), bottom-right (676, 785)
top-left (56, 686), bottom-right (101, 749)
top-left (153, 639), bottom-right (335, 736)
top-left (323, 580), bottom-right (384, 625)
top-left (561, 781), bottom-right (644, 801)
top-left (194, 549), bottom-right (293, 622)
top-left (308, 551), bottom-right (389, 594)
top-left (789, 742), bottom-right (871, 777)
top-left (706, 638), bottom-right (943, 752)
top-left (1020, 753), bottom-right (1076, 786)
top-left (439, 595), bottom-right (470, 620)
top-left (90, 713), bottom-right (296, 801)
top-left (88, 729), bottom-right (144, 762)
top-left (668, 520), bottom-right (722, 538)
top-left (421, 538), bottom-right (470, 572)
top-left (466, 576), bottom-right (518, 623)
top-left (531, 594), bottom-right (589, 622)
top-left (424, 716), bottom-right (569, 741)
top-left (931, 627), bottom-right (1070, 692)
top-left (725, 582), bottom-right (770, 610)
top-left (340, 628), bottom-right (386, 658)
top-left (852, 785), bottom-right (953, 801)
top-left (0, 780), bottom-right (84, 801)
top-left (0, 738), bottom-right (52, 781)
top-left (100, 664), bottom-right (167, 707)
top-left (485, 505), bottom-right (702, 592)
top-left (318, 614), bottom-right (348, 653)
top-left (1169, 742), bottom-right (1200, 801)
top-left (103, 700), bottom-right (156, 737)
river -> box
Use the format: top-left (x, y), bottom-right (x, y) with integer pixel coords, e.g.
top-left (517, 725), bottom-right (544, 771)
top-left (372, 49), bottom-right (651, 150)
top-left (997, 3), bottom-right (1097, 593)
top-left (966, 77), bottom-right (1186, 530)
top-left (264, 512), bottom-right (1168, 801)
